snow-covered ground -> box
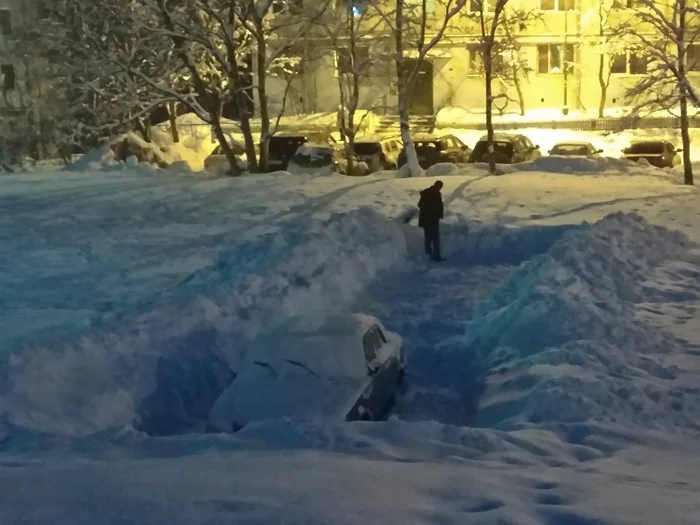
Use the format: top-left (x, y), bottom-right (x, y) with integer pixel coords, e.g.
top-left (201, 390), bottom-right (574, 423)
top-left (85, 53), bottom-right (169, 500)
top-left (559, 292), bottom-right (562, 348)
top-left (3, 159), bottom-right (700, 524)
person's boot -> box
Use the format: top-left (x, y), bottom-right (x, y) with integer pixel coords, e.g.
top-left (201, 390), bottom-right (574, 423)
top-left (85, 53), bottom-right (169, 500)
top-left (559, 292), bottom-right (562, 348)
top-left (431, 255), bottom-right (446, 262)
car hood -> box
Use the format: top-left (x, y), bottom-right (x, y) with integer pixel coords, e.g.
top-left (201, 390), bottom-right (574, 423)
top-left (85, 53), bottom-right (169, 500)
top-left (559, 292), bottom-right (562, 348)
top-left (208, 364), bottom-right (368, 431)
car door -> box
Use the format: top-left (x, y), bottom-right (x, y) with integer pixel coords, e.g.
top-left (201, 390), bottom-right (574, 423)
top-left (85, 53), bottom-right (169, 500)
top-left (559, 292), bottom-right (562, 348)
top-left (353, 325), bottom-right (400, 420)
top-left (452, 136), bottom-right (470, 161)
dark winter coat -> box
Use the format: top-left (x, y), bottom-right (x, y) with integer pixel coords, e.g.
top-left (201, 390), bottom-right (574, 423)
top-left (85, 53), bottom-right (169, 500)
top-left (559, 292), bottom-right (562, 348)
top-left (418, 186), bottom-right (444, 228)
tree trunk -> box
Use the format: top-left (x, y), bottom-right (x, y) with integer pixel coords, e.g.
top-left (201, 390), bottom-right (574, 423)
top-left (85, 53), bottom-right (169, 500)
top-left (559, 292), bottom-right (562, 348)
top-left (513, 68), bottom-right (525, 116)
top-left (168, 101), bottom-right (180, 143)
top-left (598, 55), bottom-right (607, 118)
top-left (680, 95), bottom-right (692, 185)
top-left (212, 116), bottom-right (241, 176)
top-left (256, 36), bottom-right (271, 172)
top-left (143, 119), bottom-right (152, 143)
top-left (485, 46), bottom-right (496, 174)
top-left (678, 0), bottom-right (693, 185)
top-left (394, 0), bottom-right (420, 177)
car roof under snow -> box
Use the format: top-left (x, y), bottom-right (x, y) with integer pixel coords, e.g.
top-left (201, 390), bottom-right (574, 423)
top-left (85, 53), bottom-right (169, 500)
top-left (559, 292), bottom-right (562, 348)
top-left (245, 313), bottom-right (382, 379)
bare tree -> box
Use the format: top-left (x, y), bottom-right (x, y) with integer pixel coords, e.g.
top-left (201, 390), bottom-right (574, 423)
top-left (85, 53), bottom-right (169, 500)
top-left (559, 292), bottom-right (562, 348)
top-left (467, 0), bottom-right (512, 173)
top-left (468, 4), bottom-right (540, 117)
top-left (319, 1), bottom-right (392, 175)
top-left (6, 0), bottom-right (178, 160)
top-left (234, 0), bottom-right (331, 172)
top-left (369, 0), bottom-right (467, 176)
top-left (620, 0), bottom-right (699, 185)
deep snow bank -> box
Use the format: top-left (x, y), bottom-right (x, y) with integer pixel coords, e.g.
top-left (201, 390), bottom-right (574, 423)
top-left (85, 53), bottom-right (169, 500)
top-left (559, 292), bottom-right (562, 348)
top-left (1, 208), bottom-right (406, 437)
top-left (466, 212), bottom-right (700, 436)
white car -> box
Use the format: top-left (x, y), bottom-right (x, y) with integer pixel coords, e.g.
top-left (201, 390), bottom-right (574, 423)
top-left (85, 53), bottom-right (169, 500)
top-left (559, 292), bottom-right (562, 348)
top-left (548, 141), bottom-right (603, 157)
top-left (208, 314), bottom-right (404, 432)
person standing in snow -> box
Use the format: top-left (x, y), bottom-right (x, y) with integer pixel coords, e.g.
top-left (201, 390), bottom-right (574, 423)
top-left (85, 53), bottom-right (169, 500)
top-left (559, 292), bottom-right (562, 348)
top-left (418, 180), bottom-right (445, 261)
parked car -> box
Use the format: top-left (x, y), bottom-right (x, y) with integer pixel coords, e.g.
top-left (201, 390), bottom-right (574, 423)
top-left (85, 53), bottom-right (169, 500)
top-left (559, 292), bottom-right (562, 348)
top-left (207, 314), bottom-right (405, 432)
top-left (469, 133), bottom-right (541, 164)
top-left (204, 141), bottom-right (247, 172)
top-left (548, 141), bottom-right (603, 157)
top-left (353, 137), bottom-right (403, 173)
top-left (397, 134), bottom-right (472, 169)
top-left (621, 141), bottom-right (682, 168)
top-left (287, 144), bottom-right (367, 176)
top-left (267, 133), bottom-right (335, 172)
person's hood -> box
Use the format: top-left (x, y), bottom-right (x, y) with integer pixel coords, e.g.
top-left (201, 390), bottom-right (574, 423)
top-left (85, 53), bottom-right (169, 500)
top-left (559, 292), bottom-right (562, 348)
top-left (421, 186), bottom-right (440, 196)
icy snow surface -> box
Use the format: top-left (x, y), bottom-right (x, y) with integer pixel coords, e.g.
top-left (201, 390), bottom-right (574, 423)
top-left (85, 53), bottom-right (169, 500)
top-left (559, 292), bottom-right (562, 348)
top-left (2, 161), bottom-right (700, 524)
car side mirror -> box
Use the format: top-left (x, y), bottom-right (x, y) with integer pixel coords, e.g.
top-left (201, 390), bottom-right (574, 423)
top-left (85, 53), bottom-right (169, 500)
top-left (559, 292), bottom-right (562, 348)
top-left (598, 149), bottom-right (604, 153)
top-left (367, 359), bottom-right (381, 375)
top-left (547, 150), bottom-right (553, 154)
top-left (534, 145), bottom-right (540, 149)
top-left (677, 148), bottom-right (683, 152)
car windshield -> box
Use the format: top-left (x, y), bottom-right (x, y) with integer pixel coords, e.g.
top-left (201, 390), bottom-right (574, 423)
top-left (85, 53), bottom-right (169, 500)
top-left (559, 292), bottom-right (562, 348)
top-left (414, 141), bottom-right (442, 153)
top-left (353, 143), bottom-right (382, 155)
top-left (627, 142), bottom-right (664, 154)
top-left (472, 140), bottom-right (514, 159)
top-left (270, 136), bottom-right (308, 158)
top-left (551, 144), bottom-right (589, 156)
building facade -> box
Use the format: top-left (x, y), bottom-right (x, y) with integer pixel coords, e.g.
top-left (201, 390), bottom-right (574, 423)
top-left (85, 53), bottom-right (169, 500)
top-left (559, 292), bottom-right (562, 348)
top-left (278, 0), bottom-right (700, 118)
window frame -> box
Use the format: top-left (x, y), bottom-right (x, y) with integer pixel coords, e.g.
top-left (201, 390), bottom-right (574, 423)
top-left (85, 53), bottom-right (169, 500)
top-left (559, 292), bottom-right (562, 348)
top-left (687, 44), bottom-right (700, 72)
top-left (539, 0), bottom-right (575, 11)
top-left (610, 51), bottom-right (648, 75)
top-left (537, 44), bottom-right (575, 74)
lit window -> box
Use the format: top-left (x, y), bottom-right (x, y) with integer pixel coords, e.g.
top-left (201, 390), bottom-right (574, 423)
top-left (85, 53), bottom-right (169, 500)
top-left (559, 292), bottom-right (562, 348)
top-left (537, 44), bottom-right (574, 73)
top-left (468, 45), bottom-right (507, 75)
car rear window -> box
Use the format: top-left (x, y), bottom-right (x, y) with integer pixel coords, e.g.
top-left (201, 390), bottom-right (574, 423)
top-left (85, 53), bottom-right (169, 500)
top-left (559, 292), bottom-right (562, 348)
top-left (627, 142), bottom-right (664, 154)
top-left (270, 136), bottom-right (308, 158)
top-left (551, 144), bottom-right (589, 155)
top-left (471, 140), bottom-right (514, 160)
top-left (415, 140), bottom-right (442, 150)
top-left (353, 143), bottom-right (382, 155)
top-left (290, 147), bottom-right (335, 168)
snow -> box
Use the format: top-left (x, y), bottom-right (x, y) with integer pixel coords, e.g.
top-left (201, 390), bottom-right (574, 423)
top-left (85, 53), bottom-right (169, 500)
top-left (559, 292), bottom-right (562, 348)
top-left (3, 159), bottom-right (700, 523)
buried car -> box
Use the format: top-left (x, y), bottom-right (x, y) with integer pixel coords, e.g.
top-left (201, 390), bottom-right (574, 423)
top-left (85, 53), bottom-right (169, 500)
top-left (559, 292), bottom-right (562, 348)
top-left (548, 141), bottom-right (603, 157)
top-left (398, 134), bottom-right (472, 169)
top-left (287, 144), bottom-right (367, 175)
top-left (207, 314), bottom-right (405, 432)
top-left (469, 133), bottom-right (541, 164)
top-left (622, 140), bottom-right (682, 168)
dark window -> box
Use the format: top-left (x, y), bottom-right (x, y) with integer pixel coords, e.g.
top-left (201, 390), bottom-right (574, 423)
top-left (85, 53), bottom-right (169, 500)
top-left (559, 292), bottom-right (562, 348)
top-left (337, 47), bottom-right (370, 75)
top-left (353, 142), bottom-right (382, 155)
top-left (540, 0), bottom-right (574, 10)
top-left (469, 0), bottom-right (491, 11)
top-left (627, 142), bottom-right (664, 154)
top-left (629, 53), bottom-right (647, 74)
top-left (1, 65), bottom-right (14, 90)
top-left (0, 10), bottom-right (10, 35)
top-left (537, 44), bottom-right (574, 73)
top-left (362, 326), bottom-right (385, 363)
top-left (611, 54), bottom-right (626, 73)
top-left (688, 45), bottom-right (700, 72)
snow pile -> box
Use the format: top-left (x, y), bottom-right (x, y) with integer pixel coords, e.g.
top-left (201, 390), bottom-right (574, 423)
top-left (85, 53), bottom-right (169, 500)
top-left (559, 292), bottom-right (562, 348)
top-left (465, 212), bottom-right (700, 436)
top-left (68, 133), bottom-right (174, 172)
top-left (503, 155), bottom-right (635, 174)
top-left (425, 162), bottom-right (461, 177)
top-left (2, 208), bottom-right (407, 437)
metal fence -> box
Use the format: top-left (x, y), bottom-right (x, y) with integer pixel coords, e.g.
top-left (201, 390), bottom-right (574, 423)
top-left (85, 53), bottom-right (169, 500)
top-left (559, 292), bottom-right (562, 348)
top-left (157, 114), bottom-right (699, 138)
top-left (444, 115), bottom-right (700, 132)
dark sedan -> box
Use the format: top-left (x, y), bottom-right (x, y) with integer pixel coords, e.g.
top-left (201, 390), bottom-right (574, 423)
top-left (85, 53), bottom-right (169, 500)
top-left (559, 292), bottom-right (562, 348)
top-left (398, 134), bottom-right (472, 169)
top-left (622, 141), bottom-right (682, 168)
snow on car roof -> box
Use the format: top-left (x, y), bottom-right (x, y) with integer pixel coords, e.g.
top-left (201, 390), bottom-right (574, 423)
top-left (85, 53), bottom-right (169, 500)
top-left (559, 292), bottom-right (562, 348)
top-left (245, 313), bottom-right (381, 379)
top-left (552, 141), bottom-right (594, 146)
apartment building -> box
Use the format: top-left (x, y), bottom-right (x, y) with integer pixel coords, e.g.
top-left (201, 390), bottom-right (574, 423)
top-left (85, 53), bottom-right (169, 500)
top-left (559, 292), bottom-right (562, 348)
top-left (275, 0), bottom-right (700, 117)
